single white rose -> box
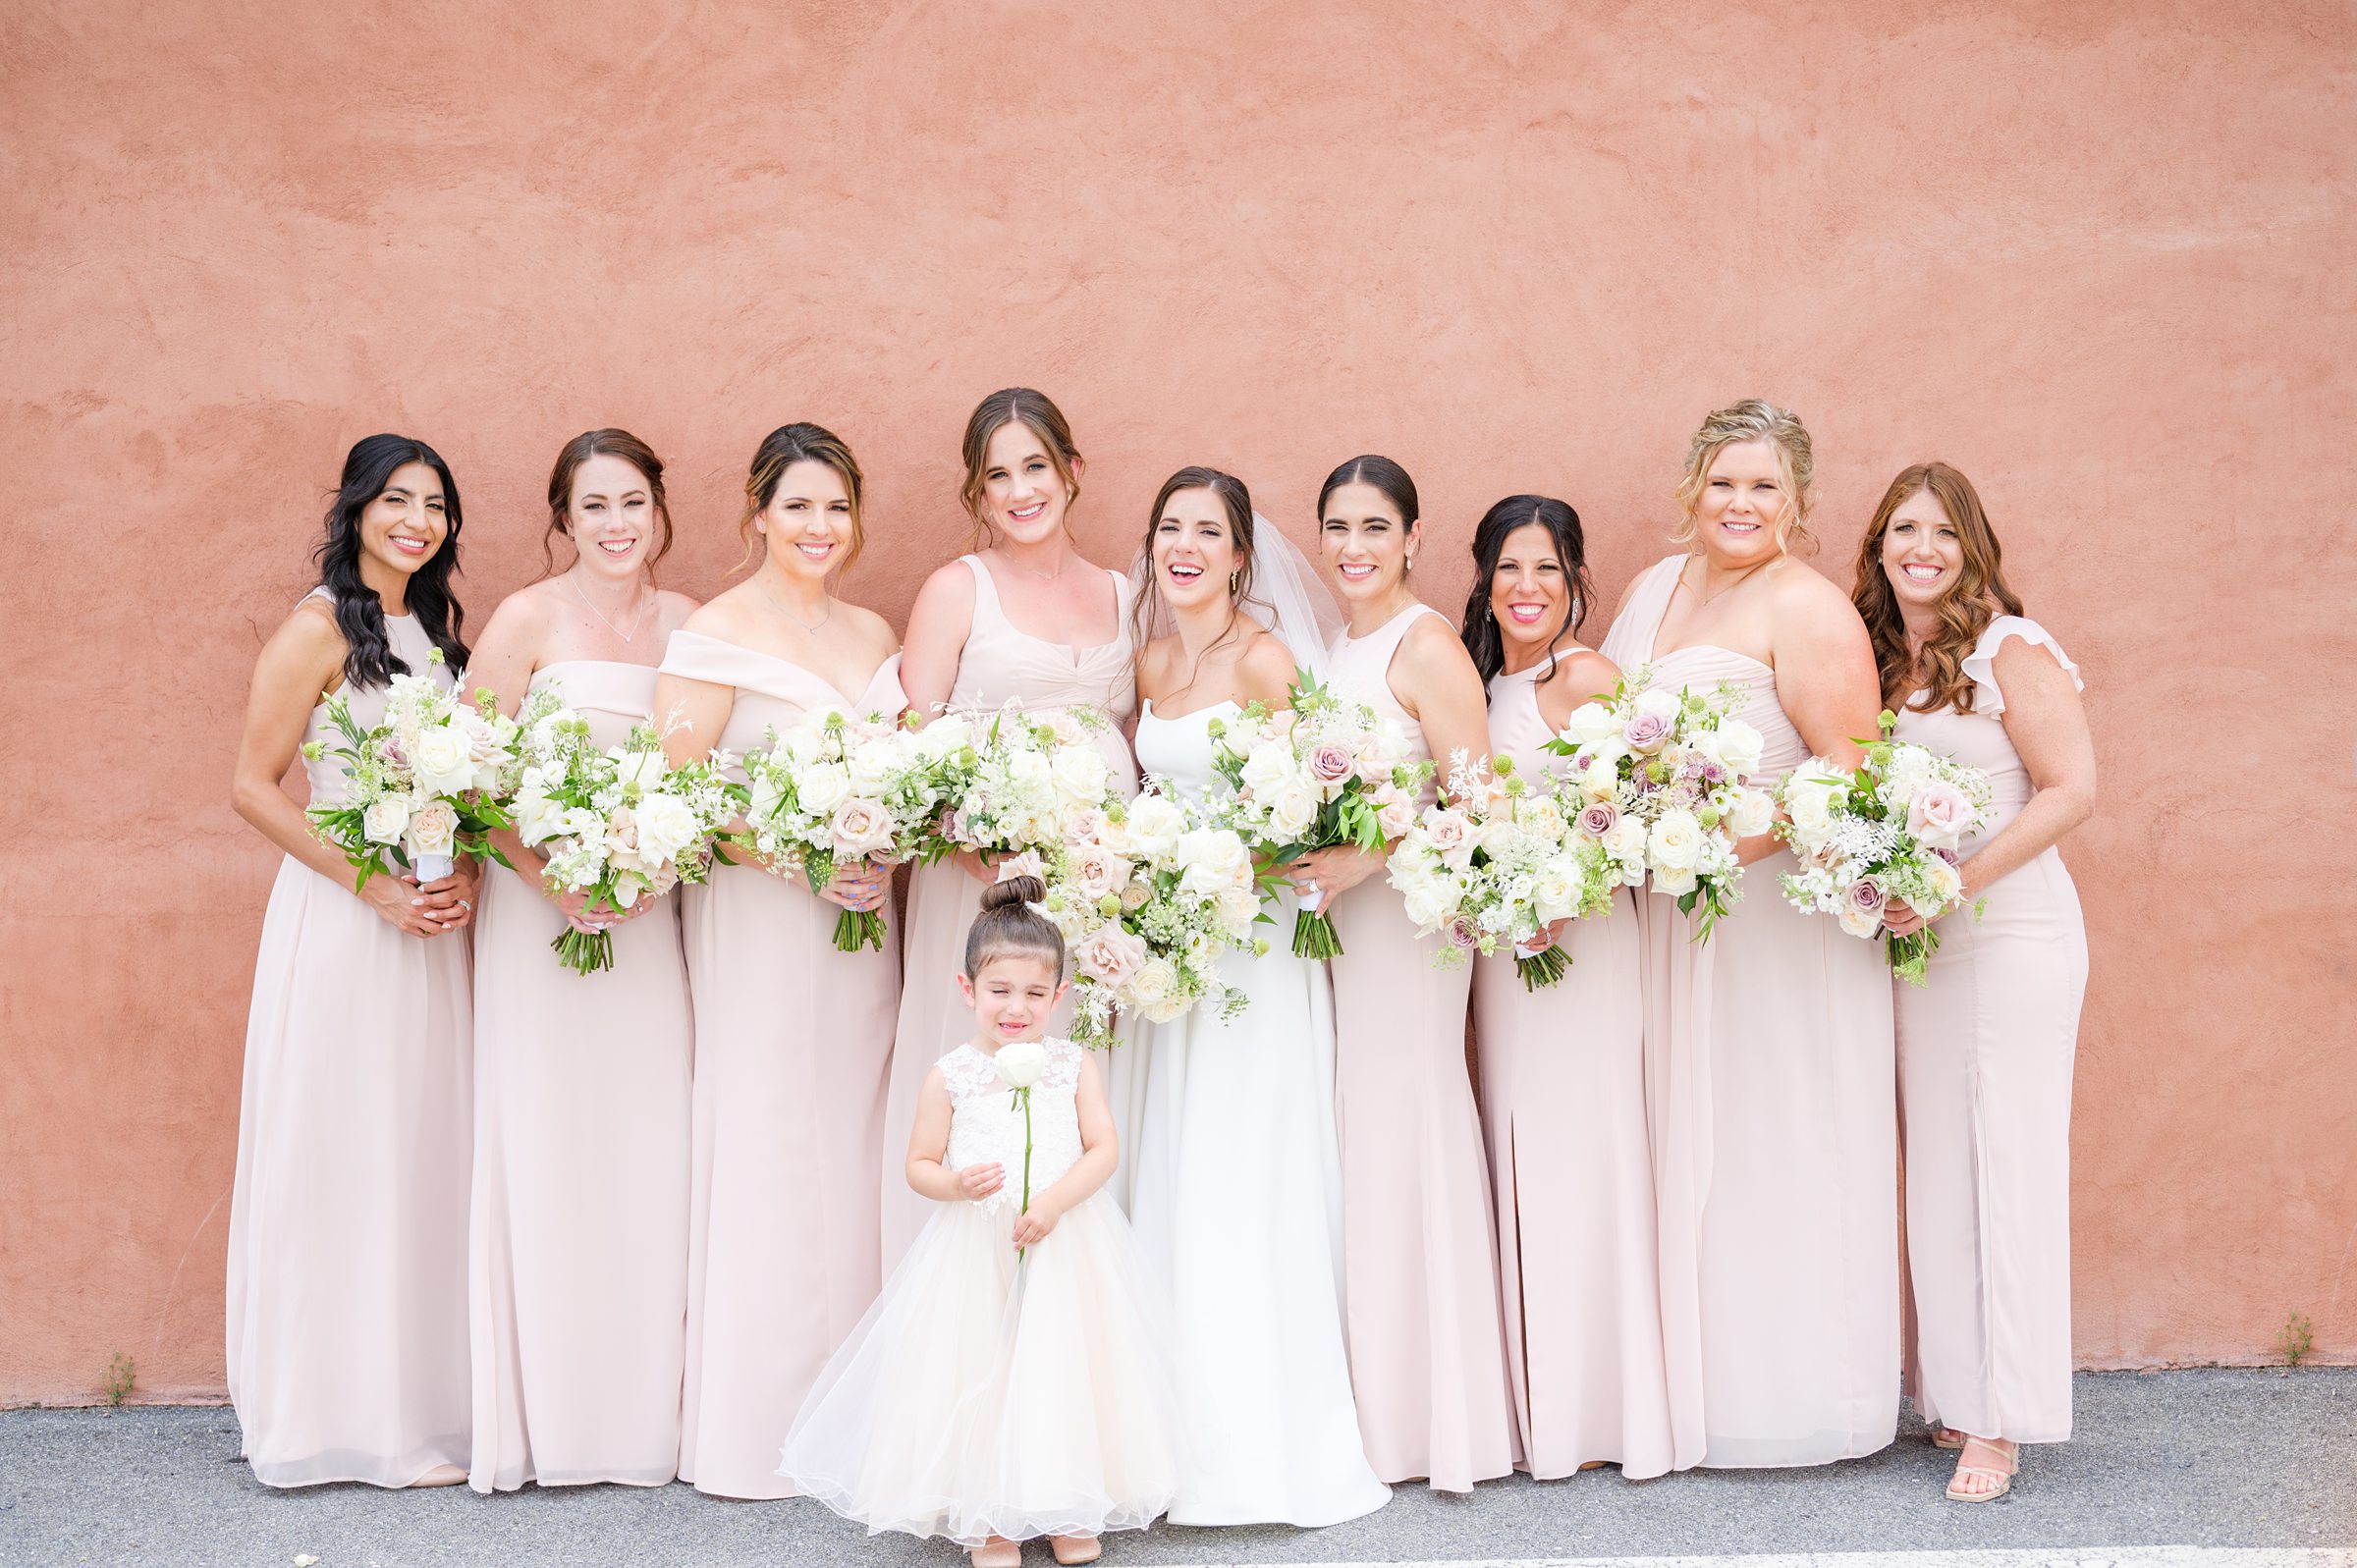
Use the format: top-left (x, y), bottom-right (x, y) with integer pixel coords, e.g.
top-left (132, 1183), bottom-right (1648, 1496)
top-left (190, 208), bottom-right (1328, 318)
top-left (1238, 740), bottom-right (1297, 798)
top-left (1214, 884), bottom-right (1261, 934)
top-left (1529, 864), bottom-right (1577, 924)
top-left (1121, 794), bottom-right (1185, 862)
top-left (1561, 700), bottom-right (1618, 745)
top-left (1580, 739), bottom-right (1630, 798)
top-left (993, 1038), bottom-right (1050, 1089)
top-left (404, 797), bottom-right (459, 858)
top-left (829, 796), bottom-right (897, 860)
top-left (798, 760), bottom-right (852, 815)
top-left (1400, 875), bottom-right (1458, 930)
top-left (1602, 814), bottom-right (1648, 863)
top-left (1648, 809), bottom-right (1705, 872)
top-left (1050, 745), bottom-right (1111, 809)
top-left (1129, 955), bottom-right (1179, 1008)
top-left (632, 793), bottom-right (703, 865)
top-left (408, 725), bottom-right (475, 796)
top-left (1007, 748), bottom-right (1056, 806)
top-left (1714, 719), bottom-right (1765, 780)
top-left (1176, 827), bottom-right (1251, 896)
top-left (1266, 779), bottom-right (1318, 840)
top-left (1837, 898), bottom-right (1885, 939)
top-left (361, 795), bottom-right (411, 845)
top-left (512, 785), bottom-right (566, 845)
top-left (1653, 862), bottom-right (1699, 896)
top-left (1730, 788), bottom-right (1776, 838)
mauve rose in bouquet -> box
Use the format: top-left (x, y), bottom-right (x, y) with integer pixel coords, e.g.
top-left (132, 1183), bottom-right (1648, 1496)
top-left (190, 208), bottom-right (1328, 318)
top-left (1386, 752), bottom-right (1625, 990)
top-left (1028, 788), bottom-right (1271, 1049)
top-left (740, 705), bottom-right (943, 952)
top-left (1774, 713), bottom-right (1995, 986)
top-left (508, 686), bottom-right (744, 975)
top-left (302, 647), bottom-right (519, 889)
top-left (1205, 671), bottom-right (1430, 959)
top-left (1544, 667), bottom-right (1775, 940)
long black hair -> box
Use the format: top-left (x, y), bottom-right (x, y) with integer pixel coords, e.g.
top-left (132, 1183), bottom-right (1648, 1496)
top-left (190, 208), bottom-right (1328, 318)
top-left (311, 433), bottom-right (469, 690)
top-left (1458, 494), bottom-right (1593, 681)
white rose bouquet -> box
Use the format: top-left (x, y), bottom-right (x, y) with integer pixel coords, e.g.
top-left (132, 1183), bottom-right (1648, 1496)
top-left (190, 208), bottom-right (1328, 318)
top-left (1543, 667), bottom-right (1775, 940)
top-left (739, 706), bottom-right (943, 952)
top-left (1205, 671), bottom-right (1431, 959)
top-left (1774, 714), bottom-right (1995, 986)
top-left (1386, 752), bottom-right (1624, 990)
top-left (925, 705), bottom-right (1116, 872)
top-left (1028, 788), bottom-right (1272, 1049)
top-left (302, 648), bottom-right (520, 889)
top-left (508, 686), bottom-right (746, 975)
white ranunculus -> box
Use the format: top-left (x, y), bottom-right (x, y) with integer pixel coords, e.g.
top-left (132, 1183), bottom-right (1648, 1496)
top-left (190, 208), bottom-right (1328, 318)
top-left (633, 793), bottom-right (703, 865)
top-left (409, 725), bottom-right (475, 796)
top-left (797, 760), bottom-right (852, 815)
top-left (360, 795), bottom-right (411, 845)
top-left (1561, 700), bottom-right (1618, 745)
top-left (405, 797), bottom-right (459, 858)
top-left (1648, 809), bottom-right (1705, 872)
top-left (993, 1038), bottom-right (1050, 1089)
top-left (1730, 788), bottom-right (1776, 839)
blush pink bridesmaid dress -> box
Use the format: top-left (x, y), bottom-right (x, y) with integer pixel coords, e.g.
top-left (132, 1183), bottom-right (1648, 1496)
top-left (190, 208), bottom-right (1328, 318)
top-left (881, 556), bottom-right (1137, 1269)
top-left (662, 629), bottom-right (906, 1499)
top-left (1892, 617), bottom-right (2087, 1445)
top-left (466, 660), bottom-right (690, 1491)
top-left (1473, 662), bottom-right (1675, 1480)
top-left (227, 599), bottom-right (471, 1487)
top-left (1322, 603), bottom-right (1518, 1491)
top-left (1600, 556), bottom-right (1899, 1470)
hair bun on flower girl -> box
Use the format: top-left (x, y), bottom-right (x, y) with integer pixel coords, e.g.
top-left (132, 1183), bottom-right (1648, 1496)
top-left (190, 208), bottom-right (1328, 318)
top-left (966, 875), bottom-right (1066, 977)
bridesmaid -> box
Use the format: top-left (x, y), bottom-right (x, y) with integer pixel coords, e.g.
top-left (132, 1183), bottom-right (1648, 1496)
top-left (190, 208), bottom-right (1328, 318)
top-left (226, 433), bottom-right (477, 1487)
top-left (1124, 467), bottom-right (1390, 1526)
top-left (888, 388), bottom-right (1139, 1263)
top-left (1285, 456), bottom-right (1518, 1491)
top-left (1597, 400), bottom-right (1897, 1469)
top-left (1854, 462), bottom-right (2094, 1503)
top-left (462, 429), bottom-right (698, 1491)
top-left (656, 422), bottom-right (901, 1500)
top-left (1458, 495), bottom-right (1675, 1481)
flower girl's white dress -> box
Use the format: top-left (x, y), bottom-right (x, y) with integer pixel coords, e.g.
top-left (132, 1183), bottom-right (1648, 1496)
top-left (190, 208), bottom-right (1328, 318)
top-left (779, 1040), bottom-right (1183, 1545)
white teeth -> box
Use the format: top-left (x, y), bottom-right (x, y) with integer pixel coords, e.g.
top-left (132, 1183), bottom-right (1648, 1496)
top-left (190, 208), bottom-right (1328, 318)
top-left (1009, 503), bottom-right (1045, 519)
top-left (597, 539), bottom-right (633, 554)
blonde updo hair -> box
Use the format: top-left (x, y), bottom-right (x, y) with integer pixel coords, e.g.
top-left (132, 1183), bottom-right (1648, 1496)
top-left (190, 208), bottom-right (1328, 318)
top-left (963, 875), bottom-right (1066, 979)
top-left (1672, 398), bottom-right (1816, 555)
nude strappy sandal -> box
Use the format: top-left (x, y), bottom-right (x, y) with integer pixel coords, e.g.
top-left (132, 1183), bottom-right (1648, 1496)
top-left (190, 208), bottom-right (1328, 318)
top-left (1049, 1537), bottom-right (1102, 1565)
top-left (1946, 1435), bottom-right (2018, 1503)
top-left (970, 1537), bottom-right (1021, 1568)
top-left (1930, 1426), bottom-right (1967, 1450)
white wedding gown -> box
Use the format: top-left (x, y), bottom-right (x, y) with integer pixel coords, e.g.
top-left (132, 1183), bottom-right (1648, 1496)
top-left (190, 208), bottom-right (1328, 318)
top-left (1124, 699), bottom-right (1391, 1527)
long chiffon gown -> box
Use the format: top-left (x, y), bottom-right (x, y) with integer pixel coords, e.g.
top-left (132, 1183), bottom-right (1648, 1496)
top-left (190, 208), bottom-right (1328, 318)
top-left (467, 660), bottom-right (690, 1491)
top-left (883, 556), bottom-right (1138, 1267)
top-left (781, 1041), bottom-right (1183, 1546)
top-left (1600, 555), bottom-right (1899, 1470)
top-left (1472, 663), bottom-right (1676, 1481)
top-left (1893, 617), bottom-right (2087, 1445)
top-left (1125, 698), bottom-right (1391, 1526)
top-left (226, 600), bottom-right (472, 1487)
top-left (1322, 604), bottom-right (1519, 1491)
top-left (663, 630), bottom-right (906, 1500)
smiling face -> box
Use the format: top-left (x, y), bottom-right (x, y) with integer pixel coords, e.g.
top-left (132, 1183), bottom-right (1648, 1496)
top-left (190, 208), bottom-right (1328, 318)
top-left (358, 460), bottom-right (449, 580)
top-left (959, 953), bottom-right (1067, 1043)
top-left (1321, 480), bottom-right (1412, 604)
top-left (1878, 485), bottom-right (1964, 613)
top-left (978, 420), bottom-right (1076, 547)
top-left (1488, 521), bottom-right (1572, 654)
top-left (756, 459), bottom-right (856, 583)
top-left (1151, 487), bottom-right (1243, 613)
top-left (1693, 439), bottom-right (1794, 569)
top-left (567, 452), bottom-right (658, 582)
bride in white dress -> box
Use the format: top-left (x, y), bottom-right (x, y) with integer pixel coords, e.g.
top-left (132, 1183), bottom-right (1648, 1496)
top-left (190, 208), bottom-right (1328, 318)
top-left (1123, 467), bottom-right (1390, 1527)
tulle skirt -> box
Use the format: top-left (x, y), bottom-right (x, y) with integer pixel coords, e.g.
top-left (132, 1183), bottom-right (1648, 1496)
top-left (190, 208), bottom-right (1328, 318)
top-left (779, 1193), bottom-right (1182, 1545)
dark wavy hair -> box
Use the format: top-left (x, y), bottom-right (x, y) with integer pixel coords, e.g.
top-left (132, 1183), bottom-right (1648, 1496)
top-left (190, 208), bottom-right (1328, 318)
top-left (1852, 462), bottom-right (2024, 715)
top-left (1316, 454), bottom-right (1419, 531)
top-left (311, 433), bottom-right (468, 690)
top-left (1126, 465), bottom-right (1265, 688)
top-left (1458, 494), bottom-right (1594, 682)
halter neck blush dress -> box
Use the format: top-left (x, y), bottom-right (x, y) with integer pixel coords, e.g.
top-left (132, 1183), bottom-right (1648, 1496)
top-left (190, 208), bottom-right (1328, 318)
top-left (1125, 697), bottom-right (1390, 1526)
top-left (883, 556), bottom-right (1138, 1268)
top-left (226, 599), bottom-right (471, 1487)
top-left (1892, 617), bottom-right (2087, 1446)
top-left (1599, 556), bottom-right (1898, 1470)
top-left (1321, 603), bottom-right (1518, 1491)
top-left (466, 659), bottom-right (690, 1492)
top-left (1474, 661), bottom-right (1675, 1481)
top-left (659, 630), bottom-right (907, 1499)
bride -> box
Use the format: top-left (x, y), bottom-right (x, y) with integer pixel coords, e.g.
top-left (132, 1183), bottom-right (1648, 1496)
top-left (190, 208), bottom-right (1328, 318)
top-left (1122, 466), bottom-right (1391, 1527)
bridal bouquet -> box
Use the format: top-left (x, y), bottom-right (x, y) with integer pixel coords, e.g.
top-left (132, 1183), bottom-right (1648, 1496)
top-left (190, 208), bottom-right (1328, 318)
top-left (924, 705), bottom-right (1117, 870)
top-left (1205, 673), bottom-right (1429, 959)
top-left (302, 648), bottom-right (519, 888)
top-left (1030, 789), bottom-right (1272, 1049)
top-left (740, 707), bottom-right (943, 952)
top-left (1544, 668), bottom-right (1775, 938)
top-left (508, 688), bottom-right (744, 975)
top-left (1386, 753), bottom-right (1623, 989)
top-left (1775, 716), bottom-right (1994, 986)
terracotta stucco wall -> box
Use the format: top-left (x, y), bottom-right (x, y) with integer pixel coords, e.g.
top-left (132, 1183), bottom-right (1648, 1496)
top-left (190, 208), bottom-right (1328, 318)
top-left (5, 0), bottom-right (2352, 1403)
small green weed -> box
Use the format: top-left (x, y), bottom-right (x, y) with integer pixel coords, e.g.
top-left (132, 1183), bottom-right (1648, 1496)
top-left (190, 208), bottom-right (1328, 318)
top-left (102, 1352), bottom-right (136, 1407)
top-left (2277, 1312), bottom-right (2315, 1368)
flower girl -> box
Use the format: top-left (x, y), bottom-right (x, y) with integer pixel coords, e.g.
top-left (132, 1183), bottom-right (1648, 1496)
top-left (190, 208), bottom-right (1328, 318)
top-left (779, 876), bottom-right (1182, 1567)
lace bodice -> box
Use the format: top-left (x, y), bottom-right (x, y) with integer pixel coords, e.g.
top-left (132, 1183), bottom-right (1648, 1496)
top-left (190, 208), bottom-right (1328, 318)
top-left (1133, 699), bottom-right (1235, 800)
top-left (939, 1041), bottom-right (1089, 1214)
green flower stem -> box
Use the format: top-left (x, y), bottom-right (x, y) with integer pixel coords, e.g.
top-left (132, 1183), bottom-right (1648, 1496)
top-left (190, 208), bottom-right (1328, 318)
top-left (1291, 909), bottom-right (1344, 960)
top-left (1515, 944), bottom-right (1572, 991)
top-left (551, 927), bottom-right (616, 976)
top-left (834, 908), bottom-right (888, 953)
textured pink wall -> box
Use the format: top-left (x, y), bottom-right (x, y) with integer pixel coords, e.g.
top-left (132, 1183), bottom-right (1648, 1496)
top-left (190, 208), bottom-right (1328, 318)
top-left (5, 0), bottom-right (2352, 1403)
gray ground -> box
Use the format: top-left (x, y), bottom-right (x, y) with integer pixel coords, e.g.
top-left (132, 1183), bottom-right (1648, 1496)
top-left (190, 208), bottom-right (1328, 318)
top-left (4, 1370), bottom-right (2351, 1567)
